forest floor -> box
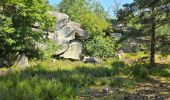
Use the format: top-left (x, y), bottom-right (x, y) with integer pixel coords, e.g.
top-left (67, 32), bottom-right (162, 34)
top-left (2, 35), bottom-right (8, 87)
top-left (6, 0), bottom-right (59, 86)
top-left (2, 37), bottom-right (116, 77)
top-left (0, 53), bottom-right (170, 100)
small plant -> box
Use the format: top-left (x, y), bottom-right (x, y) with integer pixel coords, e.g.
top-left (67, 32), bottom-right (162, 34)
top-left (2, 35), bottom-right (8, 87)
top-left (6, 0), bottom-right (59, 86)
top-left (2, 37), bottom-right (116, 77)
top-left (110, 77), bottom-right (136, 89)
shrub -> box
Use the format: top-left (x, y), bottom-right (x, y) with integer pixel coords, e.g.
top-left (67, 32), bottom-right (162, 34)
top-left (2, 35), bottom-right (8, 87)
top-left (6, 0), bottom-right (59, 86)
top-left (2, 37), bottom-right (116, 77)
top-left (132, 63), bottom-right (149, 80)
top-left (111, 60), bottom-right (126, 75)
top-left (86, 35), bottom-right (116, 58)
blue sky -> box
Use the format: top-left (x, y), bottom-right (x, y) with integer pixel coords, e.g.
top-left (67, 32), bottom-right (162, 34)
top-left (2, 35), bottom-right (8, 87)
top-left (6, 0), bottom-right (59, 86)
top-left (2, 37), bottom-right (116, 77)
top-left (48, 0), bottom-right (133, 16)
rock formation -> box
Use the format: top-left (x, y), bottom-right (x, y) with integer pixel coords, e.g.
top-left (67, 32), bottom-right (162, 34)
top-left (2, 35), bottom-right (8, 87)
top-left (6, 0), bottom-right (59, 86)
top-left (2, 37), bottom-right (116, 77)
top-left (0, 11), bottom-right (88, 68)
top-left (47, 11), bottom-right (88, 60)
top-left (13, 54), bottom-right (29, 68)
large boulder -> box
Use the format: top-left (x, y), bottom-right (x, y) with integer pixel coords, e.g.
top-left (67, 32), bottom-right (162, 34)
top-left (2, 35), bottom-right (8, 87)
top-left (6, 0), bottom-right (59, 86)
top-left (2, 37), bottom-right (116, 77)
top-left (60, 40), bottom-right (82, 60)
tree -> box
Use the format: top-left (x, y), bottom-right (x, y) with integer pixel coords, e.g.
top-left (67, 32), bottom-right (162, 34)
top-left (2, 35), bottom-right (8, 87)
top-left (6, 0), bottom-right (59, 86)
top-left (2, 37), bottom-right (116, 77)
top-left (134, 0), bottom-right (170, 66)
top-left (116, 0), bottom-right (170, 66)
top-left (0, 0), bottom-right (55, 58)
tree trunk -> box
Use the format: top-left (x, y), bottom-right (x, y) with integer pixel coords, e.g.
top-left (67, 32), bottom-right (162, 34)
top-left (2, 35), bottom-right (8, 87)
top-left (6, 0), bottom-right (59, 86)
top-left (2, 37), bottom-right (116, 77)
top-left (150, 17), bottom-right (156, 66)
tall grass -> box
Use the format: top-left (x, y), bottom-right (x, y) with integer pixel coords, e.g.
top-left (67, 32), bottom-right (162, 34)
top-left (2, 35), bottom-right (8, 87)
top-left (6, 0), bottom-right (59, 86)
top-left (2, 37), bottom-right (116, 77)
top-left (0, 60), bottom-right (110, 100)
top-left (0, 59), bottom-right (169, 99)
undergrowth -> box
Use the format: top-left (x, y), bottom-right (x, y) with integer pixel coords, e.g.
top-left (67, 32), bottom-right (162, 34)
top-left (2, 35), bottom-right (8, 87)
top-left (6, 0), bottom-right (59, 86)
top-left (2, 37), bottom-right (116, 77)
top-left (0, 58), bottom-right (169, 100)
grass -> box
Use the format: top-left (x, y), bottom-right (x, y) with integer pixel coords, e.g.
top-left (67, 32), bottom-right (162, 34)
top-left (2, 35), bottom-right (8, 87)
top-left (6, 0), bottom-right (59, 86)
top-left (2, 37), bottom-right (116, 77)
top-left (0, 60), bottom-right (110, 100)
top-left (125, 52), bottom-right (170, 64)
top-left (0, 57), bottom-right (170, 100)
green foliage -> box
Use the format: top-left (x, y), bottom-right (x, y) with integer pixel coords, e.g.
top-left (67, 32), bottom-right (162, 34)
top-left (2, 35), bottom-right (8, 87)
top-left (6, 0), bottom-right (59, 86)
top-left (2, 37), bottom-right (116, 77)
top-left (111, 60), bottom-right (127, 75)
top-left (100, 79), bottom-right (110, 85)
top-left (78, 12), bottom-right (109, 37)
top-left (0, 0), bottom-right (56, 59)
top-left (86, 36), bottom-right (115, 58)
top-left (0, 59), bottom-right (170, 99)
top-left (41, 14), bottom-right (56, 32)
top-left (0, 74), bottom-right (77, 100)
top-left (132, 63), bottom-right (150, 80)
top-left (156, 25), bottom-right (170, 36)
top-left (0, 14), bottom-right (15, 47)
top-left (36, 40), bottom-right (58, 59)
top-left (116, 0), bottom-right (170, 65)
top-left (0, 60), bottom-right (98, 100)
top-left (58, 0), bottom-right (110, 37)
top-left (148, 64), bottom-right (170, 77)
top-left (156, 25), bottom-right (170, 56)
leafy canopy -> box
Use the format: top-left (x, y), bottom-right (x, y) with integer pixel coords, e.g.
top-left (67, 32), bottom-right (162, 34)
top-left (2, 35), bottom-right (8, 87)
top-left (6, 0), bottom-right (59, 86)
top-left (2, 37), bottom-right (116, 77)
top-left (0, 0), bottom-right (56, 58)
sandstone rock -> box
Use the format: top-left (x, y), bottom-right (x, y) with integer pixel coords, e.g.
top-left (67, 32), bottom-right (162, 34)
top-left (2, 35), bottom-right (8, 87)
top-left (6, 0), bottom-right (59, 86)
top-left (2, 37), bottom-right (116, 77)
top-left (14, 54), bottom-right (29, 68)
top-left (67, 21), bottom-right (81, 29)
top-left (110, 33), bottom-right (122, 40)
top-left (48, 30), bottom-right (72, 55)
top-left (60, 40), bottom-right (82, 60)
top-left (76, 29), bottom-right (88, 39)
top-left (48, 11), bottom-right (69, 30)
top-left (46, 11), bottom-right (88, 60)
top-left (34, 41), bottom-right (47, 50)
top-left (56, 26), bottom-right (76, 40)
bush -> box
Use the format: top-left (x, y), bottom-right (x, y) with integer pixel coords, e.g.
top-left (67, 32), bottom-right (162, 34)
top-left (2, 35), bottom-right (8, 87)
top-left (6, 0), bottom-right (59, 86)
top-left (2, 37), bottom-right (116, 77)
top-left (86, 36), bottom-right (115, 58)
top-left (132, 63), bottom-right (149, 80)
top-left (111, 60), bottom-right (126, 75)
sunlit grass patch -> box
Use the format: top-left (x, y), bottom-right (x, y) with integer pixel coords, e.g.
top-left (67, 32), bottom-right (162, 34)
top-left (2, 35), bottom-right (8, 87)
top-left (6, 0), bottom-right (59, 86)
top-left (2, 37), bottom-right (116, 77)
top-left (0, 58), bottom-right (169, 99)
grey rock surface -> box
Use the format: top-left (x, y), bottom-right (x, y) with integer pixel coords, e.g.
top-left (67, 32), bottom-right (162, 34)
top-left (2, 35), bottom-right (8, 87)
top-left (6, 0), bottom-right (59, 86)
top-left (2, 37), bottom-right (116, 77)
top-left (48, 11), bottom-right (69, 30)
top-left (60, 40), bottom-right (82, 60)
top-left (14, 54), bottom-right (29, 68)
top-left (48, 11), bottom-right (88, 60)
